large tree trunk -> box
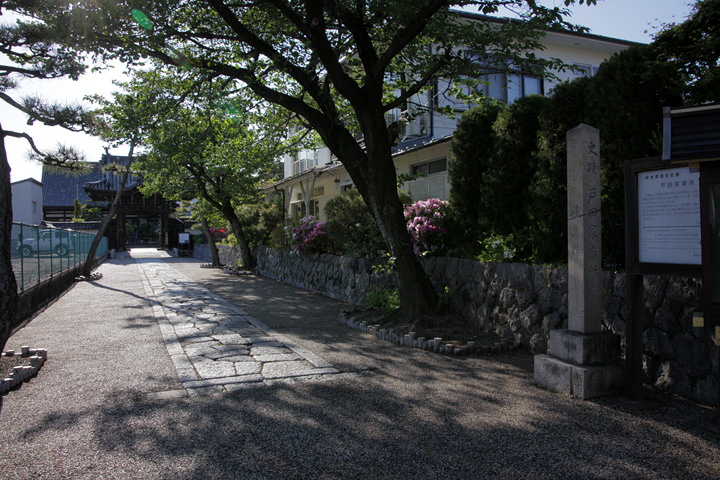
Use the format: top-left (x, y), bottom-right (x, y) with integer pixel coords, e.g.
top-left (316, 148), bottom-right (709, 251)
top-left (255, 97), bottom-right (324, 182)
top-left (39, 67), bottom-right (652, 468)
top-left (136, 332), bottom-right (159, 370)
top-left (200, 217), bottom-right (222, 267)
top-left (322, 108), bottom-right (438, 323)
top-left (362, 113), bottom-right (438, 323)
top-left (82, 143), bottom-right (134, 277)
top-left (0, 128), bottom-right (19, 352)
top-left (222, 203), bottom-right (253, 268)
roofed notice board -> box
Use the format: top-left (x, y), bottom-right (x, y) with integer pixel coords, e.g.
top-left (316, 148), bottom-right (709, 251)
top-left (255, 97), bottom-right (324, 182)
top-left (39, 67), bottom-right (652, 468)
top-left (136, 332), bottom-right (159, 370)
top-left (637, 166), bottom-right (701, 265)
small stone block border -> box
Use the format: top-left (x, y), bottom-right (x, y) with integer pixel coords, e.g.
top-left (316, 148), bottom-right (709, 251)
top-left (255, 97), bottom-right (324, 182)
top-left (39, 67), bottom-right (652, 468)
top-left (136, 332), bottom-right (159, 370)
top-left (338, 311), bottom-right (520, 356)
top-left (0, 346), bottom-right (48, 394)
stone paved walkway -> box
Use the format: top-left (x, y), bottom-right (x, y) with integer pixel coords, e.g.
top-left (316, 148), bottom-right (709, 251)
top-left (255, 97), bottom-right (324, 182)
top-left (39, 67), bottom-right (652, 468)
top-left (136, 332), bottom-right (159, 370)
top-left (135, 256), bottom-right (341, 396)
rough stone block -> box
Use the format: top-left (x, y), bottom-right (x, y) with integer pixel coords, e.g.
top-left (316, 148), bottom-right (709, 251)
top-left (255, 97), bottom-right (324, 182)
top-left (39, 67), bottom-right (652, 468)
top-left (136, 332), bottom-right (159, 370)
top-left (534, 354), bottom-right (573, 394)
top-left (535, 354), bottom-right (623, 399)
top-left (549, 330), bottom-right (620, 365)
top-left (571, 362), bottom-right (624, 399)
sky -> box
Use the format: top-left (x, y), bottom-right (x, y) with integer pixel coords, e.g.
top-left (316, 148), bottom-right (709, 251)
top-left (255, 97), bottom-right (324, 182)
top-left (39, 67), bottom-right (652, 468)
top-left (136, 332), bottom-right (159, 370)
top-left (3, 0), bottom-right (697, 183)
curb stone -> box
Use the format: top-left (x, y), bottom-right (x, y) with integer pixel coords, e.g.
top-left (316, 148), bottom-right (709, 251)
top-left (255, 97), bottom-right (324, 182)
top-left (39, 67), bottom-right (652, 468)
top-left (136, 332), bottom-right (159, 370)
top-left (0, 347), bottom-right (47, 395)
top-left (338, 310), bottom-right (521, 357)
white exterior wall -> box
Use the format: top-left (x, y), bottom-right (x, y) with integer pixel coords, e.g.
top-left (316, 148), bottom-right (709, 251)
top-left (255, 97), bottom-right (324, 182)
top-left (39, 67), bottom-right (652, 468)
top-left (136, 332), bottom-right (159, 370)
top-left (11, 179), bottom-right (43, 225)
top-left (272, 25), bottom-right (634, 218)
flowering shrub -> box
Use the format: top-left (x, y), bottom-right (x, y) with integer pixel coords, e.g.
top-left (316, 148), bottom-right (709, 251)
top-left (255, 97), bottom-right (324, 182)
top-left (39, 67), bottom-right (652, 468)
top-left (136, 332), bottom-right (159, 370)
top-left (476, 233), bottom-right (517, 263)
top-left (404, 198), bottom-right (449, 256)
top-left (291, 216), bottom-right (333, 254)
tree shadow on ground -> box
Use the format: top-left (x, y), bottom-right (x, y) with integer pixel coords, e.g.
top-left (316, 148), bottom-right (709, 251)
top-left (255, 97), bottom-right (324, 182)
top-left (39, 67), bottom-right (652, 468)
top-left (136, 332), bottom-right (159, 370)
top-left (16, 367), bottom-right (720, 480)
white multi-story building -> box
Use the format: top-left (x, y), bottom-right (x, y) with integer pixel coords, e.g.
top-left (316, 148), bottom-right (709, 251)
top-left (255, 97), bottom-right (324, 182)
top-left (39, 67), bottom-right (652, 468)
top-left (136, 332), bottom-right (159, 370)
top-left (266, 12), bottom-right (637, 221)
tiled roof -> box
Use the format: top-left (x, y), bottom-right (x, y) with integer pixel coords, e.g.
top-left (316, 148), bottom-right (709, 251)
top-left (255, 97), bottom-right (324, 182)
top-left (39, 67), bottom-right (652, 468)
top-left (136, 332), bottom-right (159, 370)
top-left (41, 162), bottom-right (101, 207)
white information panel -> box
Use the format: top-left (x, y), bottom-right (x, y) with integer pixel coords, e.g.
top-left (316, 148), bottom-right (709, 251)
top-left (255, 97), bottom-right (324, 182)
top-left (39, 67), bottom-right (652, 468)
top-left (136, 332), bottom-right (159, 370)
top-left (638, 166), bottom-right (701, 265)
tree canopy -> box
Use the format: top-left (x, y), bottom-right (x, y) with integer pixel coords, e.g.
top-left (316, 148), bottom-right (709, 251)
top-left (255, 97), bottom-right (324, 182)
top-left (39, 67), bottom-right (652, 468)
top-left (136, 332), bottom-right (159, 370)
top-left (122, 69), bottom-right (293, 266)
top-left (11, 0), bottom-right (595, 321)
top-left (653, 0), bottom-right (720, 104)
top-left (0, 1), bottom-right (100, 352)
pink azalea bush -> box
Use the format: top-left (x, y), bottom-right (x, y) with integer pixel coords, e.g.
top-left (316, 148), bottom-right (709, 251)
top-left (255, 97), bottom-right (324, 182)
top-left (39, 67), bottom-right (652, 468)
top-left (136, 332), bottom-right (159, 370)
top-left (291, 216), bottom-right (332, 254)
top-left (404, 198), bottom-right (449, 256)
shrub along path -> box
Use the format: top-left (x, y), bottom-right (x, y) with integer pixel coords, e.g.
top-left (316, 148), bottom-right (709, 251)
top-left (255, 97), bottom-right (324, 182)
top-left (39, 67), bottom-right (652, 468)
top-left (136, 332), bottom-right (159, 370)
top-left (0, 249), bottom-right (718, 479)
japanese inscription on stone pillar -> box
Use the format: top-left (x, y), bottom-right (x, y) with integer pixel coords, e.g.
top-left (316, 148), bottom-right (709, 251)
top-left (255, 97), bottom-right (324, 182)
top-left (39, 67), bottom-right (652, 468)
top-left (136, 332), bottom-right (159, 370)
top-left (567, 124), bottom-right (602, 333)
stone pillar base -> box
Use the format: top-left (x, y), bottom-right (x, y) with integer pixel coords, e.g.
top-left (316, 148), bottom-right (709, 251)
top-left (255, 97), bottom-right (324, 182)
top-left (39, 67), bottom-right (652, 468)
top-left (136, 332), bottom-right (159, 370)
top-left (534, 354), bottom-right (624, 399)
top-left (534, 329), bottom-right (624, 399)
top-left (549, 330), bottom-right (621, 365)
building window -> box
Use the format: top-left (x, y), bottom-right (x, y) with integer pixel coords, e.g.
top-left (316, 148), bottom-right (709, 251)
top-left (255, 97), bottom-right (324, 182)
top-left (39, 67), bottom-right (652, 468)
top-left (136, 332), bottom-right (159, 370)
top-left (32, 201), bottom-right (37, 214)
top-left (573, 63), bottom-right (599, 78)
top-left (292, 199), bottom-right (320, 219)
top-left (412, 158), bottom-right (447, 176)
top-left (292, 149), bottom-right (319, 176)
top-left (462, 55), bottom-right (545, 106)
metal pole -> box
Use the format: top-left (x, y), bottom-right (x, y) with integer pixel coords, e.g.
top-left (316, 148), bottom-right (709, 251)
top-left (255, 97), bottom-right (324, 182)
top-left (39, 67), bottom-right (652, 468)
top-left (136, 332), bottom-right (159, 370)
top-left (35, 226), bottom-right (40, 285)
top-left (19, 223), bottom-right (24, 293)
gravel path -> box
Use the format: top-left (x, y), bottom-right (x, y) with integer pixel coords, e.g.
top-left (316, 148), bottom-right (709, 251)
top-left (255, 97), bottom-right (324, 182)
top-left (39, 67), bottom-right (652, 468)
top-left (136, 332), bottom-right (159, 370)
top-left (1, 250), bottom-right (718, 479)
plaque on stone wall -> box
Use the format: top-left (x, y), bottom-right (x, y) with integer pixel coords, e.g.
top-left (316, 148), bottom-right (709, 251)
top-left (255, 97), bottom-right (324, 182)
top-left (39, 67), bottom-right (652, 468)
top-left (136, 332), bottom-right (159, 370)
top-left (637, 166), bottom-right (701, 264)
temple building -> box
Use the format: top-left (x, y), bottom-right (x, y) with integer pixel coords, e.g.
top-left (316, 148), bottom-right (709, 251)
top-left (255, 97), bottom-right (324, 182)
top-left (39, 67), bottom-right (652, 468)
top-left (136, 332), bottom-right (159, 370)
top-left (41, 153), bottom-right (183, 250)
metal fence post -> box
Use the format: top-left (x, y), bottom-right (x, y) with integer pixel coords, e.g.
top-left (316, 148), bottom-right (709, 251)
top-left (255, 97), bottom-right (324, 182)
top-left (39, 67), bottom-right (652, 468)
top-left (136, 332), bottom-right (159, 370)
top-left (18, 224), bottom-right (24, 292)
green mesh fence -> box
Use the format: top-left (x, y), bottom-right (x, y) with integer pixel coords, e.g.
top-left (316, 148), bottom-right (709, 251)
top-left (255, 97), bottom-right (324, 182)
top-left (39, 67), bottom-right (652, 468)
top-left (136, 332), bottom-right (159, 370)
top-left (11, 223), bottom-right (108, 293)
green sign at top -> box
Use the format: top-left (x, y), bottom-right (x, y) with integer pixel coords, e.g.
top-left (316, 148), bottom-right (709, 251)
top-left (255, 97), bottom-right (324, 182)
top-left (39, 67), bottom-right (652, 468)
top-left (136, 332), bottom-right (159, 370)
top-left (131, 9), bottom-right (153, 31)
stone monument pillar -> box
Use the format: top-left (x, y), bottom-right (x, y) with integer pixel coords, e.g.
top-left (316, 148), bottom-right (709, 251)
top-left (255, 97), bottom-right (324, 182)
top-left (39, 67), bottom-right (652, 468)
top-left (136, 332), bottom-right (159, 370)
top-left (534, 124), bottom-right (623, 399)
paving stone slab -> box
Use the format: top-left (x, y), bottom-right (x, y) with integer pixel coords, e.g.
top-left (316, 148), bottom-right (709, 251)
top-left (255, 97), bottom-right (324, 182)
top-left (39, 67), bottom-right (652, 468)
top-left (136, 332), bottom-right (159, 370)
top-left (192, 358), bottom-right (237, 379)
top-left (205, 347), bottom-right (251, 360)
top-left (137, 258), bottom-right (342, 393)
top-left (234, 362), bottom-right (263, 376)
top-left (184, 342), bottom-right (222, 357)
top-left (251, 345), bottom-right (292, 356)
top-left (261, 361), bottom-right (338, 380)
top-left (253, 353), bottom-right (303, 363)
top-left (212, 334), bottom-right (251, 346)
top-left (187, 385), bottom-right (226, 397)
top-left (183, 374), bottom-right (264, 389)
top-left (223, 355), bottom-right (255, 363)
top-left (243, 336), bottom-right (279, 345)
top-left (178, 335), bottom-right (213, 346)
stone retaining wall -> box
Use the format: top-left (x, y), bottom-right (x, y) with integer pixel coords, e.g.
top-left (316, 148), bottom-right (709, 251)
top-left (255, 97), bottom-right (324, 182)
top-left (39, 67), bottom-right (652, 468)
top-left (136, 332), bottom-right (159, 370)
top-left (192, 244), bottom-right (244, 268)
top-left (200, 245), bottom-right (716, 406)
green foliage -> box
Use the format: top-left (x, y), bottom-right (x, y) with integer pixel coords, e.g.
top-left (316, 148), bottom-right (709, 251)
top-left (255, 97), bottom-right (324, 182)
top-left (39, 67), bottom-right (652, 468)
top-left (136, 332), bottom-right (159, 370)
top-left (428, 285), bottom-right (454, 315)
top-left (84, 206), bottom-right (102, 221)
top-left (222, 233), bottom-right (237, 246)
top-left (371, 254), bottom-right (396, 276)
top-left (25, 0), bottom-right (600, 320)
top-left (448, 97), bottom-right (550, 260)
top-left (447, 101), bottom-right (505, 252)
top-left (476, 234), bottom-right (518, 263)
top-left (235, 201), bottom-right (285, 249)
top-left (449, 40), bottom-right (690, 267)
top-left (73, 198), bottom-right (83, 220)
top-left (653, 0), bottom-right (720, 104)
top-left (365, 286), bottom-right (400, 319)
top-left (366, 255), bottom-right (399, 318)
top-left (325, 189), bottom-right (388, 257)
